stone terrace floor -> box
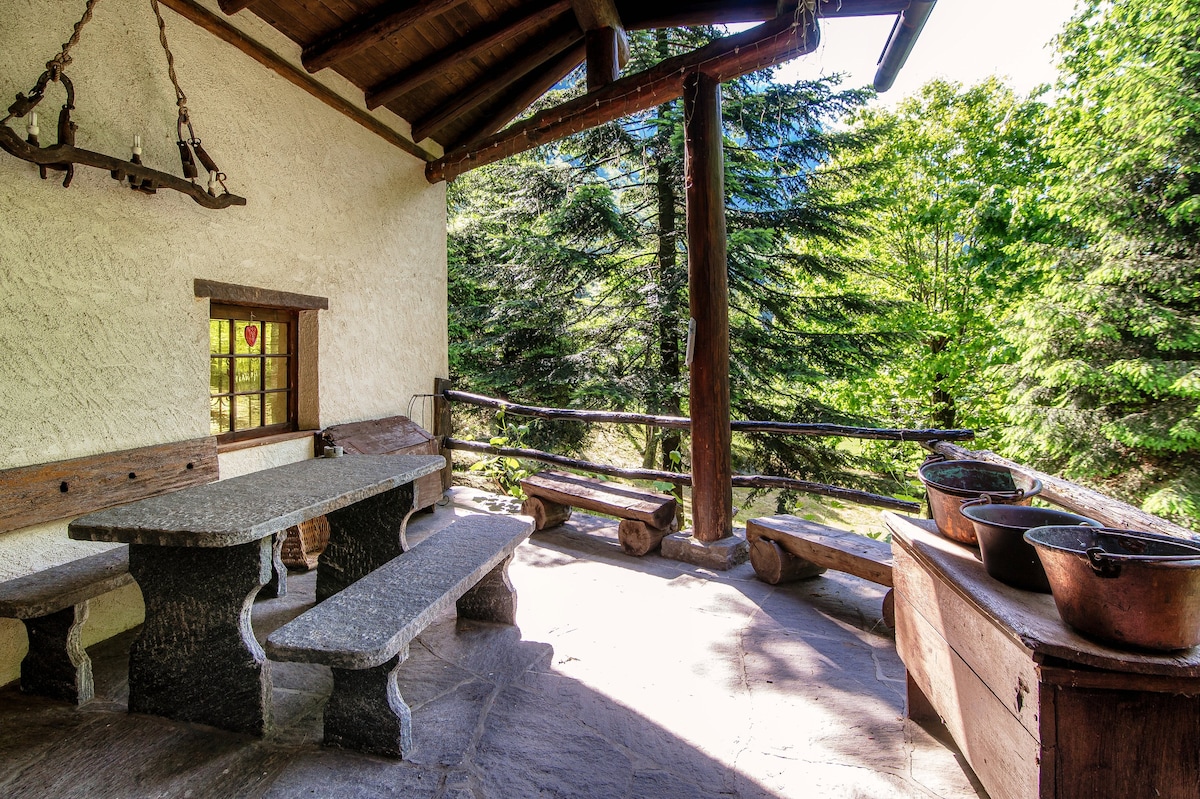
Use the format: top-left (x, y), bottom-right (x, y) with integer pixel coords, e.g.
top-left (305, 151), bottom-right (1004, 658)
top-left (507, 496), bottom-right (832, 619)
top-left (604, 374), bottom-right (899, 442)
top-left (0, 488), bottom-right (987, 799)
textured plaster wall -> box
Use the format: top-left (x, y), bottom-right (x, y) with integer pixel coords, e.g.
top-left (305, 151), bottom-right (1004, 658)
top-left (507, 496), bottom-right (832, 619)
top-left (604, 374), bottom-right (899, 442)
top-left (0, 0), bottom-right (448, 685)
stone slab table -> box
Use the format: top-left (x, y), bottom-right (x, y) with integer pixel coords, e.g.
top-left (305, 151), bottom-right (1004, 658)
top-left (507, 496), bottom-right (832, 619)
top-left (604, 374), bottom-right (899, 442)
top-left (68, 453), bottom-right (443, 736)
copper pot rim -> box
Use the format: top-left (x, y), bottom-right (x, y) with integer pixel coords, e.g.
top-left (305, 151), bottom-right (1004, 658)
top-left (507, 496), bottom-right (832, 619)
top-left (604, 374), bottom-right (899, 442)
top-left (1024, 526), bottom-right (1200, 565)
top-left (917, 459), bottom-right (1042, 500)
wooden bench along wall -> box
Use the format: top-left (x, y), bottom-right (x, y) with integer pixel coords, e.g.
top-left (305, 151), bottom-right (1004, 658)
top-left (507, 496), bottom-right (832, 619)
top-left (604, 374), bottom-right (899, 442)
top-left (322, 416), bottom-right (442, 511)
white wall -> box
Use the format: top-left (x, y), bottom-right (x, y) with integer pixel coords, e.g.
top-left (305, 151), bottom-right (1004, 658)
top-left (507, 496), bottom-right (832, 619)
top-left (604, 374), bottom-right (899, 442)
top-left (0, 0), bottom-right (448, 685)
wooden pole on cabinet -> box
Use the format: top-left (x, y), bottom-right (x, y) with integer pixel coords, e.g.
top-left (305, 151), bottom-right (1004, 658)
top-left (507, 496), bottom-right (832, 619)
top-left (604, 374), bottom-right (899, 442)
top-left (683, 70), bottom-right (733, 544)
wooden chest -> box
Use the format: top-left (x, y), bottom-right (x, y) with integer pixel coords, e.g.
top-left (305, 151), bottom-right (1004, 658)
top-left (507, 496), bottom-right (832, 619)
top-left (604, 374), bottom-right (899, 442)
top-left (886, 514), bottom-right (1200, 799)
top-left (322, 415), bottom-right (443, 510)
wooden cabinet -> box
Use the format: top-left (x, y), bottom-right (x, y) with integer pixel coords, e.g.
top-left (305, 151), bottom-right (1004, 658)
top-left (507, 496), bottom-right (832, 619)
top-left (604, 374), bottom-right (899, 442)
top-left (886, 514), bottom-right (1200, 799)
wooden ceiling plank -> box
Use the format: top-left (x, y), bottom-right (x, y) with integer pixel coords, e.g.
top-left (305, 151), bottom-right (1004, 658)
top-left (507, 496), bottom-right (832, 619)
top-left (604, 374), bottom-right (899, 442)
top-left (366, 0), bottom-right (573, 109)
top-left (427, 10), bottom-right (819, 181)
top-left (302, 0), bottom-right (471, 73)
top-left (450, 41), bottom-right (586, 150)
top-left (409, 21), bottom-right (583, 143)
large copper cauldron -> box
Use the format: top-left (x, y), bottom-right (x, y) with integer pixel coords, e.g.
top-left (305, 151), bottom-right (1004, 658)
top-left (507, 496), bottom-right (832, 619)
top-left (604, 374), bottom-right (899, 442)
top-left (918, 458), bottom-right (1042, 545)
top-left (1025, 526), bottom-right (1200, 651)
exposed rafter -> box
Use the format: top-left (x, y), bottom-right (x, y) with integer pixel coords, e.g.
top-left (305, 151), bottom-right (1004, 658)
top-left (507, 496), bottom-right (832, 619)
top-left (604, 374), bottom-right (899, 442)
top-left (427, 10), bottom-right (820, 182)
top-left (366, 0), bottom-right (574, 110)
top-left (302, 0), bottom-right (470, 74)
top-left (620, 0), bottom-right (908, 28)
top-left (217, 0), bottom-right (256, 13)
top-left (451, 42), bottom-right (588, 150)
top-left (585, 27), bottom-right (622, 91)
top-left (572, 0), bottom-right (629, 64)
top-left (411, 21), bottom-right (584, 143)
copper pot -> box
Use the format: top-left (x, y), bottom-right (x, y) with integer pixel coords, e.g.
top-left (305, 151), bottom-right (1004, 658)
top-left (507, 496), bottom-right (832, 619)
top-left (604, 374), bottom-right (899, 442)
top-left (918, 459), bottom-right (1042, 545)
top-left (1025, 526), bottom-right (1200, 651)
top-left (961, 501), bottom-right (1100, 592)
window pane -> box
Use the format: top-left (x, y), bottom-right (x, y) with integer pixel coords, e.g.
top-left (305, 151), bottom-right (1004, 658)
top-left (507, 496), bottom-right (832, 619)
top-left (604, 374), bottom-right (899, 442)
top-left (210, 396), bottom-right (230, 434)
top-left (233, 357), bottom-right (262, 393)
top-left (264, 357), bottom-right (288, 390)
top-left (263, 322), bottom-right (288, 355)
top-left (210, 357), bottom-right (230, 394)
top-left (233, 394), bottom-right (261, 431)
top-left (265, 391), bottom-right (288, 426)
top-left (234, 320), bottom-right (262, 355)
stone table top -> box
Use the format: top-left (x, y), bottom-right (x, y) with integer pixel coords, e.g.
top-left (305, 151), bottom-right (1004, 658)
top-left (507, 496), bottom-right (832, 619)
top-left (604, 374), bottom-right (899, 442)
top-left (68, 454), bottom-right (444, 548)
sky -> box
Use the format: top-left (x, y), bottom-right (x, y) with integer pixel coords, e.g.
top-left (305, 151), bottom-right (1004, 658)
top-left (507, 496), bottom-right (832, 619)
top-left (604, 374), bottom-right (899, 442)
top-left (774, 0), bottom-right (1082, 101)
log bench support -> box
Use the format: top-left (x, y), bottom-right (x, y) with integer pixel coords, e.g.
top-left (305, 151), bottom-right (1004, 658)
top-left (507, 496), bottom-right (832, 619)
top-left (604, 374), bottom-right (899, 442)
top-left (266, 514), bottom-right (532, 758)
top-left (520, 471), bottom-right (677, 556)
top-left (0, 547), bottom-right (133, 704)
top-left (746, 515), bottom-right (895, 627)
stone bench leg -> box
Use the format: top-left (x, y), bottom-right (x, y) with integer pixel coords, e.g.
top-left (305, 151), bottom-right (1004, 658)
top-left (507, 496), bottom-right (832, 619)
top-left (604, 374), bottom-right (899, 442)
top-left (21, 602), bottom-right (93, 704)
top-left (324, 646), bottom-right (412, 758)
top-left (456, 555), bottom-right (517, 624)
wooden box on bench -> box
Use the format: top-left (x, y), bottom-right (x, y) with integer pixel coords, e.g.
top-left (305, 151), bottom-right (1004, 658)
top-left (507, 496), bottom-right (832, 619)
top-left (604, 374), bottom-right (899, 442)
top-left (322, 416), bottom-right (442, 510)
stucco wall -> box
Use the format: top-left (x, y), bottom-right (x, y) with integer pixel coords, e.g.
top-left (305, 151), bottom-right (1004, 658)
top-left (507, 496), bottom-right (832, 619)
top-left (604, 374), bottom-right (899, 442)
top-left (0, 0), bottom-right (448, 686)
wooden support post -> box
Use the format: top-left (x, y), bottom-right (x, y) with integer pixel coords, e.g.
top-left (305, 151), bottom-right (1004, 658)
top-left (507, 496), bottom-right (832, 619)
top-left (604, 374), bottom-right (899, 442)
top-left (433, 378), bottom-right (454, 492)
top-left (683, 70), bottom-right (733, 544)
top-left (586, 27), bottom-right (621, 92)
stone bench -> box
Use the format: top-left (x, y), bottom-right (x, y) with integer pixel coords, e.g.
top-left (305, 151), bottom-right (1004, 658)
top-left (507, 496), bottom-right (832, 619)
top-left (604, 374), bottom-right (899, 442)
top-left (265, 513), bottom-right (532, 758)
top-left (0, 547), bottom-right (133, 703)
top-left (520, 471), bottom-right (678, 556)
top-left (746, 515), bottom-right (895, 626)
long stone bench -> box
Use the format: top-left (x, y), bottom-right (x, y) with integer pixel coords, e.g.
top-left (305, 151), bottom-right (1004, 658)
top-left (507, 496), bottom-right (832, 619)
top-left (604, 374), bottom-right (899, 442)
top-left (747, 515), bottom-right (895, 626)
top-left (520, 471), bottom-right (678, 556)
top-left (0, 547), bottom-right (133, 703)
top-left (265, 513), bottom-right (532, 758)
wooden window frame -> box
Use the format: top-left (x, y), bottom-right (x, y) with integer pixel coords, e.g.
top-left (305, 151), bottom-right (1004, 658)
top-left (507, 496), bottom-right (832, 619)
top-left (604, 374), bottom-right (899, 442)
top-left (209, 303), bottom-right (299, 444)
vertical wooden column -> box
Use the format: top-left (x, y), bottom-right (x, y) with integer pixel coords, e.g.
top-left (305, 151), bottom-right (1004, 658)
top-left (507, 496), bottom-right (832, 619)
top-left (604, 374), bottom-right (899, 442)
top-left (585, 27), bottom-right (621, 92)
top-left (433, 377), bottom-right (454, 491)
top-left (683, 70), bottom-right (733, 543)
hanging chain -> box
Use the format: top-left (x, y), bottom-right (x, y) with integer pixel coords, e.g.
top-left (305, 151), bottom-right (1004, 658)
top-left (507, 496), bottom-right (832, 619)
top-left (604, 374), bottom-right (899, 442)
top-left (2, 0), bottom-right (100, 124)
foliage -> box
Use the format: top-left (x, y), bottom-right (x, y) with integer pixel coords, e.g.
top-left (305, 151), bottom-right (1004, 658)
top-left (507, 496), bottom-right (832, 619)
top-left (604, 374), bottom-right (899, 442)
top-left (999, 0), bottom-right (1200, 529)
top-left (824, 78), bottom-right (1053, 436)
top-left (466, 410), bottom-right (534, 499)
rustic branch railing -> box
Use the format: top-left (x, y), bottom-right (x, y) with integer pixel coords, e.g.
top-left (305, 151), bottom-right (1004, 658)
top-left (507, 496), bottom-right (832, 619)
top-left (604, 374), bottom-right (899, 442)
top-left (442, 389), bottom-right (975, 441)
top-left (446, 438), bottom-right (920, 513)
top-left (436, 389), bottom-right (980, 514)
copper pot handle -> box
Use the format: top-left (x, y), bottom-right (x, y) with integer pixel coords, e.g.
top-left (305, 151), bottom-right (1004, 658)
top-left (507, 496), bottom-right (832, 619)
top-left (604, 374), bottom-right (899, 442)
top-left (1086, 546), bottom-right (1122, 578)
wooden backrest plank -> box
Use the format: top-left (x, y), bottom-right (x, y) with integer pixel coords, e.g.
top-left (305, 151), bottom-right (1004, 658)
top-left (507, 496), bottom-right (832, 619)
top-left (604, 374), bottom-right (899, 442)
top-left (323, 415), bottom-right (435, 454)
top-left (0, 438), bottom-right (219, 535)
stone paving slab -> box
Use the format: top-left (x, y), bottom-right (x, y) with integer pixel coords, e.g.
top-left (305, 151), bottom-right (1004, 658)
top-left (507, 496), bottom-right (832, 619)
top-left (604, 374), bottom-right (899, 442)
top-left (0, 487), bottom-right (985, 798)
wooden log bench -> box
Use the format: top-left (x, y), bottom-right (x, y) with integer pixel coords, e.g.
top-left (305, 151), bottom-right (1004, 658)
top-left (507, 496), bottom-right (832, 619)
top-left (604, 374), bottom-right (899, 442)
top-left (746, 515), bottom-right (895, 626)
top-left (0, 547), bottom-right (133, 704)
top-left (519, 471), bottom-right (678, 556)
top-left (265, 513), bottom-right (532, 758)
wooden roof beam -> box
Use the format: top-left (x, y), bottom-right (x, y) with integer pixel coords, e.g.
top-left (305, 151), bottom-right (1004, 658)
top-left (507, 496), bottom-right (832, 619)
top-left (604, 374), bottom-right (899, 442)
top-left (427, 10), bottom-right (820, 182)
top-left (451, 42), bottom-right (588, 150)
top-left (366, 0), bottom-right (573, 110)
top-left (620, 0), bottom-right (908, 28)
top-left (572, 0), bottom-right (629, 66)
top-left (302, 0), bottom-right (470, 74)
top-left (217, 0), bottom-right (256, 13)
top-left (410, 21), bottom-right (584, 144)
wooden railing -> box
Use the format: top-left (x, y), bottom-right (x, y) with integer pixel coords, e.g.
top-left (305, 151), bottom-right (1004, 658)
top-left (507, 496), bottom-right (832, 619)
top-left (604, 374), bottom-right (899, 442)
top-left (435, 387), bottom-right (978, 514)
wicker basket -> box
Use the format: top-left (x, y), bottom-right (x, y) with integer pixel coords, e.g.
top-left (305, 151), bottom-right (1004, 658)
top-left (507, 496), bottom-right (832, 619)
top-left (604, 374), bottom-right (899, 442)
top-left (281, 516), bottom-right (330, 570)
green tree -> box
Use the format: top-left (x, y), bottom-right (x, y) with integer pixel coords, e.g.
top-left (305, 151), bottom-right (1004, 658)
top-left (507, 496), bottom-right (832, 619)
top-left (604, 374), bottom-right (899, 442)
top-left (448, 27), bottom-right (895, 489)
top-left (826, 79), bottom-right (1052, 436)
top-left (1000, 0), bottom-right (1200, 529)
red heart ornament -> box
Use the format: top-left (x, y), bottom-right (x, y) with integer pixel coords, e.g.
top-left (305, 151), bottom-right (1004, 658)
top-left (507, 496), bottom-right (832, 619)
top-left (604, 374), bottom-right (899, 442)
top-left (244, 324), bottom-right (259, 347)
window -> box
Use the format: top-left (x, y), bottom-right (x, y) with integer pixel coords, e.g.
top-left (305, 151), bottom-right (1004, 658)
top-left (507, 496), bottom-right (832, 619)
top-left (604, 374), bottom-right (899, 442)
top-left (209, 303), bottom-right (298, 442)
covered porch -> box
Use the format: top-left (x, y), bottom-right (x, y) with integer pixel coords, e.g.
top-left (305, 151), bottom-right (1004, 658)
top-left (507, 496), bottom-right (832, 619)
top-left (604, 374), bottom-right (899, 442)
top-left (0, 488), bottom-right (981, 798)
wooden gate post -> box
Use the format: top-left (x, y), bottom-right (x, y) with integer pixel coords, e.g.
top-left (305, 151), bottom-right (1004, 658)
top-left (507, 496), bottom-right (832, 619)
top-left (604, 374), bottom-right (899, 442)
top-left (433, 378), bottom-right (454, 492)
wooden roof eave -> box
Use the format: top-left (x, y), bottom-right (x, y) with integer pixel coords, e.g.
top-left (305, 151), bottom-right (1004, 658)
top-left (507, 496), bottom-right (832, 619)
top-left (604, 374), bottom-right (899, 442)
top-left (426, 9), bottom-right (821, 183)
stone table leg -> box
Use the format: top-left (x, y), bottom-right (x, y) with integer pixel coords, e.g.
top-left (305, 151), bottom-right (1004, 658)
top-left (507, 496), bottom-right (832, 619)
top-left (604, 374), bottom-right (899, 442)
top-left (128, 538), bottom-right (273, 735)
top-left (317, 483), bottom-right (415, 602)
top-left (457, 555), bottom-right (518, 624)
top-left (324, 647), bottom-right (412, 758)
top-left (21, 602), bottom-right (93, 704)
top-left (261, 532), bottom-right (288, 599)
